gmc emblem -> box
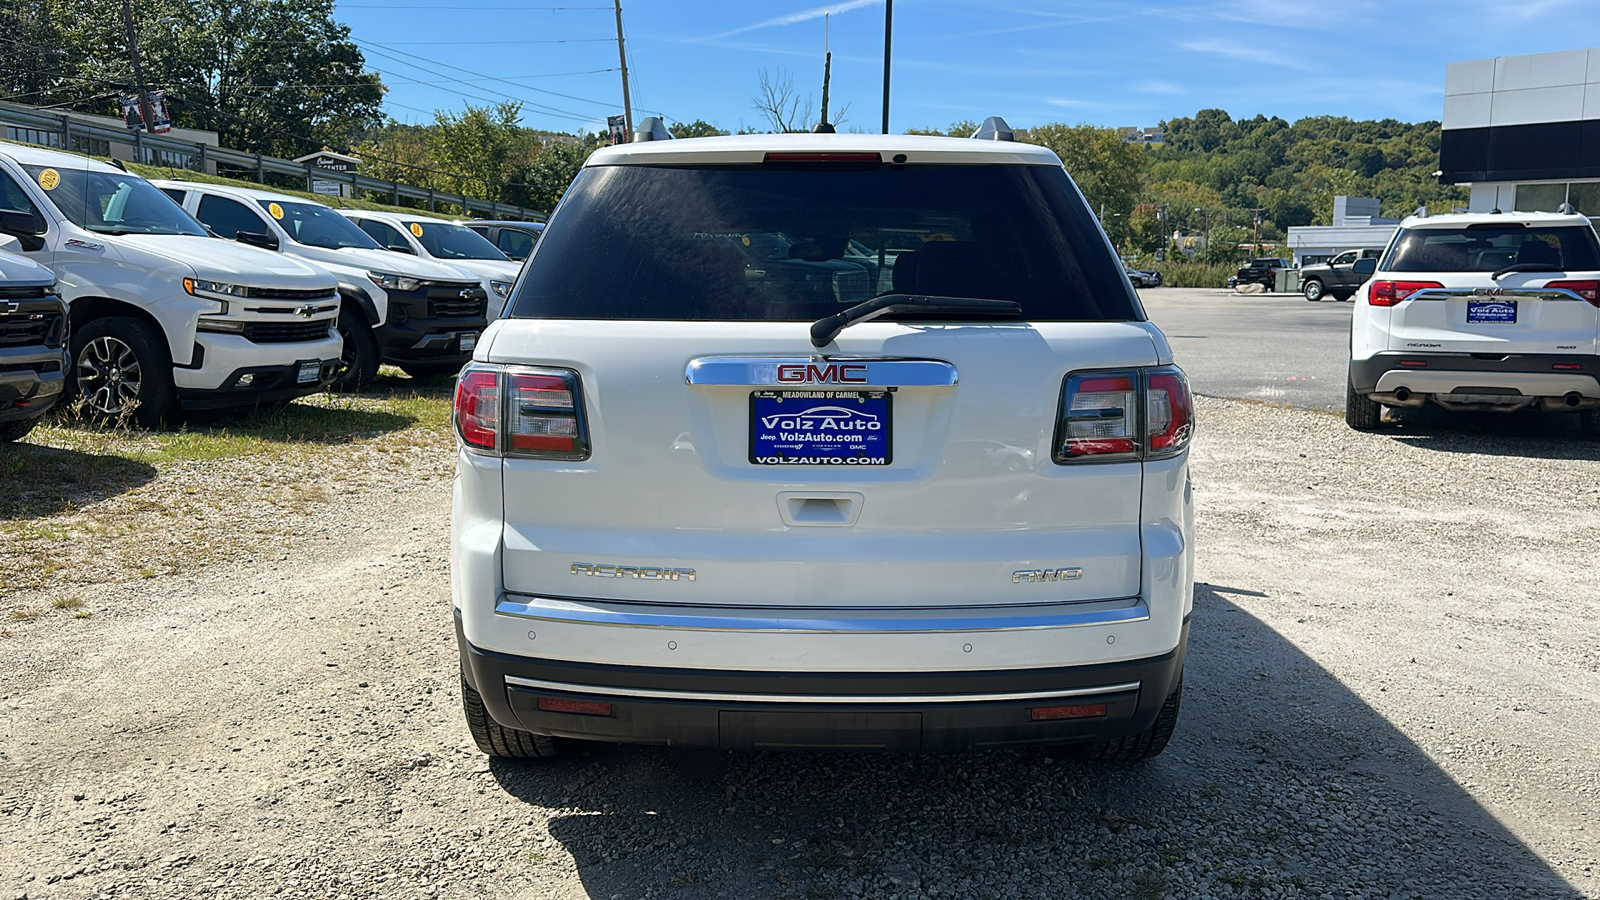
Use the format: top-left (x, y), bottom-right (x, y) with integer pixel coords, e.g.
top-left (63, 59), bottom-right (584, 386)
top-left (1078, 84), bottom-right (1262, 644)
top-left (776, 363), bottom-right (868, 384)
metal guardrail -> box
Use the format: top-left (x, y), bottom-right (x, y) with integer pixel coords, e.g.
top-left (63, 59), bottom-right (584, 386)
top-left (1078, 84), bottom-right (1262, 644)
top-left (0, 101), bottom-right (548, 222)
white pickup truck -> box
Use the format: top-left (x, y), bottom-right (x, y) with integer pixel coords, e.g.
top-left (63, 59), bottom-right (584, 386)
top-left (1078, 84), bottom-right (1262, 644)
top-left (452, 123), bottom-right (1195, 760)
top-left (0, 145), bottom-right (342, 425)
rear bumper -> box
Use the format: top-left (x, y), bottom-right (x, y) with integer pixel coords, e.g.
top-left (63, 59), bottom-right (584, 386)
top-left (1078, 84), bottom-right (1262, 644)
top-left (1351, 351), bottom-right (1600, 405)
top-left (456, 611), bottom-right (1187, 752)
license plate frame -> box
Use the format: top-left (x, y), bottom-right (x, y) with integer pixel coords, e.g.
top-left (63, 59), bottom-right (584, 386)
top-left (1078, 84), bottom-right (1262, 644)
top-left (1467, 298), bottom-right (1517, 324)
top-left (749, 390), bottom-right (892, 466)
top-left (296, 361), bottom-right (320, 384)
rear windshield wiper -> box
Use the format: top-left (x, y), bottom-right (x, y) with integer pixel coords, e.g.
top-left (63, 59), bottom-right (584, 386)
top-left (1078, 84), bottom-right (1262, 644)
top-left (810, 293), bottom-right (1022, 347)
top-left (1491, 262), bottom-right (1563, 280)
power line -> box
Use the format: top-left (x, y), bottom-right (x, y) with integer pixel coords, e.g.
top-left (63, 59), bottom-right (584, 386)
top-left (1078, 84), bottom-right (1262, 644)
top-left (337, 4), bottom-right (610, 7)
top-left (355, 49), bottom-right (596, 123)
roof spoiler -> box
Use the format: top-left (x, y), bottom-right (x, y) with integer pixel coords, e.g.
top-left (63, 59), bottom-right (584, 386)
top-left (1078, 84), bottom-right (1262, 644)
top-left (970, 116), bottom-right (1015, 142)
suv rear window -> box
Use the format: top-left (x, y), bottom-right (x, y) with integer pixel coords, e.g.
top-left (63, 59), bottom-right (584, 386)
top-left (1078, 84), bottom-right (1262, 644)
top-left (1384, 224), bottom-right (1600, 272)
top-left (509, 163), bottom-right (1138, 322)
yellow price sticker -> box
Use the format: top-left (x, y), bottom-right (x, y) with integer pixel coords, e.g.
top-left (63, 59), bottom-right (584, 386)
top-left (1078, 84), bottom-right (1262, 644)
top-left (409, 222), bottom-right (424, 238)
top-left (268, 202), bottom-right (284, 220)
top-left (37, 169), bottom-right (60, 191)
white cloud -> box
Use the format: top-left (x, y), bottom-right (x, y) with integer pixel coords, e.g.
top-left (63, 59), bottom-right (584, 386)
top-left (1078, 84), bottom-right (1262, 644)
top-left (1179, 38), bottom-right (1317, 73)
top-left (699, 0), bottom-right (882, 41)
top-left (1130, 80), bottom-right (1186, 95)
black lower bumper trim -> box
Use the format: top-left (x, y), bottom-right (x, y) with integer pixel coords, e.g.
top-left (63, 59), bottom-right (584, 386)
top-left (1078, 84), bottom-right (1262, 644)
top-left (1351, 351), bottom-right (1600, 394)
top-left (456, 612), bottom-right (1188, 752)
top-left (176, 359), bottom-right (339, 410)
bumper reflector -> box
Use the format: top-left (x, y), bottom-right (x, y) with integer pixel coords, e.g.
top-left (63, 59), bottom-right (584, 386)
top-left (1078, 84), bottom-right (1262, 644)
top-left (537, 697), bottom-right (613, 717)
top-left (1029, 703), bottom-right (1107, 721)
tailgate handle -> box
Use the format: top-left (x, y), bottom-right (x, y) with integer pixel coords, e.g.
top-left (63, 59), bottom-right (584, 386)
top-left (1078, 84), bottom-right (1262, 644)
top-left (778, 491), bottom-right (863, 527)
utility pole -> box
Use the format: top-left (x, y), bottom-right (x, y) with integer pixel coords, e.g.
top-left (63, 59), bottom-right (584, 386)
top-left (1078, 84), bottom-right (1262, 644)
top-left (881, 0), bottom-right (893, 134)
top-left (612, 0), bottom-right (634, 140)
top-left (120, 0), bottom-right (156, 135)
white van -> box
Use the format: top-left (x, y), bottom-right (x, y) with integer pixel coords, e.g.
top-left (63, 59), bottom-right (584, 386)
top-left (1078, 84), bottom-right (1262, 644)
top-left (338, 210), bottom-right (520, 319)
top-left (154, 181), bottom-right (489, 386)
top-left (0, 145), bottom-right (342, 426)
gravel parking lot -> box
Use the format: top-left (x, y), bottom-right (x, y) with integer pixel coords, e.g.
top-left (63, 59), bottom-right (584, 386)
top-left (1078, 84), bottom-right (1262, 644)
top-left (2, 393), bottom-right (1597, 899)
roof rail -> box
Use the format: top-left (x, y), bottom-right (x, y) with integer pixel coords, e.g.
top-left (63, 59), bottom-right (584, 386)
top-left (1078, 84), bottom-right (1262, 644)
top-left (633, 117), bottom-right (673, 142)
top-left (970, 116), bottom-right (1015, 142)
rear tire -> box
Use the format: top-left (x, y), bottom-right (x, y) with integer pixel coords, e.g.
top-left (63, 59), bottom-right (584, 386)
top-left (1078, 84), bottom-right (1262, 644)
top-left (1073, 680), bottom-right (1181, 762)
top-left (330, 305), bottom-right (379, 392)
top-left (70, 318), bottom-right (174, 428)
top-left (461, 676), bottom-right (562, 759)
top-left (0, 418), bottom-right (38, 443)
top-left (1346, 375), bottom-right (1384, 431)
top-left (1302, 279), bottom-right (1325, 301)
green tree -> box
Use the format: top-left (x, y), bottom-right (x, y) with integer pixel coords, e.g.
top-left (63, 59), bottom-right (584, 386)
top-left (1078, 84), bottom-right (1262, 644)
top-left (1020, 124), bottom-right (1148, 242)
top-left (671, 119), bottom-right (729, 139)
top-left (426, 102), bottom-right (532, 202)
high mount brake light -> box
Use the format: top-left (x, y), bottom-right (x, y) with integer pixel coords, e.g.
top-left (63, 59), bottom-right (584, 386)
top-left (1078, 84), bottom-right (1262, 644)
top-left (762, 151), bottom-right (883, 165)
top-left (454, 364), bottom-right (590, 460)
top-left (1545, 279), bottom-right (1600, 306)
top-left (1054, 366), bottom-right (1193, 464)
top-left (1368, 280), bottom-right (1443, 307)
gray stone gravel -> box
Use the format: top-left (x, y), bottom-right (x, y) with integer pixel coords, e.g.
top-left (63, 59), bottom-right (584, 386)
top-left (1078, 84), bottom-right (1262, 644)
top-left (0, 397), bottom-right (1595, 899)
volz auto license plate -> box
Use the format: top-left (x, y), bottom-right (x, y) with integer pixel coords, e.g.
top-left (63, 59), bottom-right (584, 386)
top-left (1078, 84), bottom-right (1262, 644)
top-left (750, 390), bottom-right (892, 466)
top-left (297, 361), bottom-right (320, 384)
top-left (1467, 299), bottom-right (1517, 324)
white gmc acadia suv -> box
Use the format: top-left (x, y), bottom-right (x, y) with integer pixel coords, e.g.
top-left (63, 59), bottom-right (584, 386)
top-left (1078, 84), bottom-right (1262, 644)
top-left (0, 145), bottom-right (342, 425)
top-left (1346, 209), bottom-right (1600, 434)
top-left (451, 121), bottom-right (1196, 760)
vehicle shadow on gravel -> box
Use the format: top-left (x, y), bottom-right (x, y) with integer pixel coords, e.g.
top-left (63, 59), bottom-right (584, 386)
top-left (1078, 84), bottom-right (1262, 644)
top-left (1385, 406), bottom-right (1600, 460)
top-left (487, 585), bottom-right (1582, 899)
top-left (0, 443), bottom-right (156, 521)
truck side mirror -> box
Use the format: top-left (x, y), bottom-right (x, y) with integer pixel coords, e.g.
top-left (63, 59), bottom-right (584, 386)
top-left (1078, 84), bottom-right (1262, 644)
top-left (386, 243), bottom-right (417, 255)
top-left (1352, 258), bottom-right (1377, 276)
top-left (236, 230), bottom-right (279, 251)
top-left (0, 207), bottom-right (46, 251)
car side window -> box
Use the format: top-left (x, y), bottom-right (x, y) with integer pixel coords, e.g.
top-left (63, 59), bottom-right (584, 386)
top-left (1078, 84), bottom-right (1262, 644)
top-left (359, 219), bottom-right (410, 250)
top-left (1331, 251), bottom-right (1356, 266)
top-left (158, 187), bottom-right (188, 206)
top-left (498, 229), bottom-right (534, 259)
top-left (1361, 248), bottom-right (1381, 259)
top-left (196, 194), bottom-right (269, 240)
top-left (0, 168), bottom-right (42, 218)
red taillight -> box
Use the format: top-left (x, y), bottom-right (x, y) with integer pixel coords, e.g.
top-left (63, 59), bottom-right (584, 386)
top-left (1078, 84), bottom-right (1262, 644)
top-left (454, 369), bottom-right (500, 450)
top-left (1145, 367), bottom-right (1193, 456)
top-left (537, 697), bottom-right (613, 717)
top-left (1030, 703), bottom-right (1107, 721)
top-left (762, 151), bottom-right (882, 165)
top-left (1545, 279), bottom-right (1600, 306)
top-left (1055, 366), bottom-right (1193, 463)
top-left (454, 364), bottom-right (590, 460)
top-left (1368, 280), bottom-right (1443, 307)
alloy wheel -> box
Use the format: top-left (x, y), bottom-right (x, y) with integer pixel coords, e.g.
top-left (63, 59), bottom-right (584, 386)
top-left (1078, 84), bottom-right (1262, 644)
top-left (76, 335), bottom-right (143, 415)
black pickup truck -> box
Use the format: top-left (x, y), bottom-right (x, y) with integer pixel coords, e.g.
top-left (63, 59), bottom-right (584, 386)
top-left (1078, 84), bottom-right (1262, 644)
top-left (1227, 257), bottom-right (1291, 290)
top-left (0, 248), bottom-right (68, 443)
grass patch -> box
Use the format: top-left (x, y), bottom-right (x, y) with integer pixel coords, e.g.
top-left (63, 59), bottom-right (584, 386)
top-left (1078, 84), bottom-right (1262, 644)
top-left (9, 609), bottom-right (42, 622)
top-left (49, 597), bottom-right (82, 610)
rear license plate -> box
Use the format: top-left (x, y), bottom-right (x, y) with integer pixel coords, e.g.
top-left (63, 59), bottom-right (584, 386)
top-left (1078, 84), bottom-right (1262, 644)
top-left (1467, 299), bottom-right (1517, 324)
top-left (296, 361), bottom-right (319, 384)
top-left (750, 390), bottom-right (891, 466)
top-left (459, 332), bottom-right (478, 352)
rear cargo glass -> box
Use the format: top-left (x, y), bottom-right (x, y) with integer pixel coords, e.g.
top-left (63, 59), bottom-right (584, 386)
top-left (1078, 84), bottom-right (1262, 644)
top-left (1384, 224), bottom-right (1600, 272)
top-left (508, 163), bottom-right (1138, 321)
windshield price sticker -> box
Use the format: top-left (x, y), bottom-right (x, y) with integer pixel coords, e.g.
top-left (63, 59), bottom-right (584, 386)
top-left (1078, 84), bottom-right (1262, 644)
top-left (37, 168), bottom-right (60, 191)
top-left (750, 390), bottom-right (892, 466)
top-left (409, 222), bottom-right (424, 237)
top-left (268, 202), bottom-right (284, 220)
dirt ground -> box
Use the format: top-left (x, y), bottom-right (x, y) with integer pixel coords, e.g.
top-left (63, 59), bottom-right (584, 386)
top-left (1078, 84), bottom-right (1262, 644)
top-left (1, 397), bottom-right (1596, 899)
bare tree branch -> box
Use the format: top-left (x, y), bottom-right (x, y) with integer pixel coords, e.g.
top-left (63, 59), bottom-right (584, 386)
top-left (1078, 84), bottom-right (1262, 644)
top-left (752, 68), bottom-right (813, 133)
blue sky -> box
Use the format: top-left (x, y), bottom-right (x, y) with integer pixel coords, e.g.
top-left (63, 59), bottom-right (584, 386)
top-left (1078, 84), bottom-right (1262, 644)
top-left (333, 0), bottom-right (1600, 135)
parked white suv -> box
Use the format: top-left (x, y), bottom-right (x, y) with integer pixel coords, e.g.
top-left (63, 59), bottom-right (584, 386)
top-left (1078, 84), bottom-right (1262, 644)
top-left (338, 210), bottom-right (520, 319)
top-left (155, 181), bottom-right (489, 386)
top-left (1346, 210), bottom-right (1600, 434)
top-left (0, 145), bottom-right (341, 425)
top-left (451, 123), bottom-right (1196, 760)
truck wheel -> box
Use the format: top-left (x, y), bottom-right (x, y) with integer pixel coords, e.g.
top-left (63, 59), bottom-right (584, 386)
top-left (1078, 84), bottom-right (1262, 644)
top-left (1302, 279), bottom-right (1325, 301)
top-left (0, 418), bottom-right (38, 443)
top-left (1072, 680), bottom-right (1181, 762)
top-left (461, 676), bottom-right (562, 759)
top-left (1346, 375), bottom-right (1384, 431)
top-left (330, 306), bottom-right (379, 392)
top-left (71, 318), bottom-right (174, 428)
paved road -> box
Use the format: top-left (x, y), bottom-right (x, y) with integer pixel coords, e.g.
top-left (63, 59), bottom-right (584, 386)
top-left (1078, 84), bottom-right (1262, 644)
top-left (1140, 287), bottom-right (1353, 411)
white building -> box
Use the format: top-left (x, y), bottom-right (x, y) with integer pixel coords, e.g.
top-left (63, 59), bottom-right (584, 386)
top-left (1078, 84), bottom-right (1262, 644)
top-left (1284, 197), bottom-right (1399, 266)
top-left (1442, 48), bottom-right (1600, 213)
